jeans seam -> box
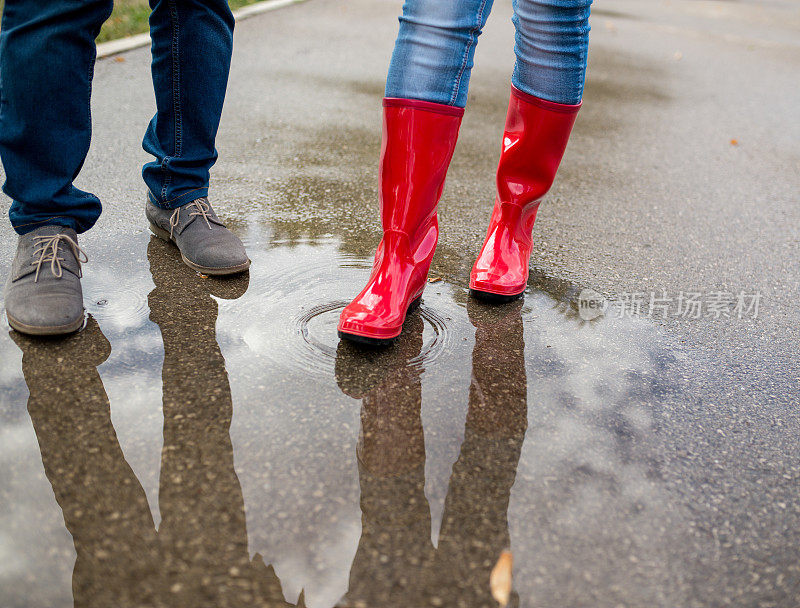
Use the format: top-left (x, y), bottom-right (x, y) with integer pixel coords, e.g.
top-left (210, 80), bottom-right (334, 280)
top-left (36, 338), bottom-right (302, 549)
top-left (450, 0), bottom-right (488, 106)
top-left (161, 0), bottom-right (182, 201)
top-left (578, 16), bottom-right (591, 99)
top-left (83, 19), bottom-right (101, 198)
top-left (14, 216), bottom-right (76, 229)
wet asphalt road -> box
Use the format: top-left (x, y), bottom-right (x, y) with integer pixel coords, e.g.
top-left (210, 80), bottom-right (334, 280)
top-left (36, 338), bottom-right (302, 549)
top-left (1, 0), bottom-right (800, 606)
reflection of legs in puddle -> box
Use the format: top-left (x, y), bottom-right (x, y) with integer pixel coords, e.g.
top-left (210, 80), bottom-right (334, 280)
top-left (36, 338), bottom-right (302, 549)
top-left (12, 240), bottom-right (292, 607)
top-left (336, 313), bottom-right (434, 606)
top-left (428, 299), bottom-right (527, 607)
top-left (12, 318), bottom-right (163, 605)
top-left (147, 237), bottom-right (295, 606)
top-left (338, 302), bottom-right (527, 606)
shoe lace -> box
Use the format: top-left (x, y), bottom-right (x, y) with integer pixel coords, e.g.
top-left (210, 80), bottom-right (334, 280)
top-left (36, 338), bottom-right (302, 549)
top-left (31, 233), bottom-right (88, 283)
top-left (169, 198), bottom-right (214, 239)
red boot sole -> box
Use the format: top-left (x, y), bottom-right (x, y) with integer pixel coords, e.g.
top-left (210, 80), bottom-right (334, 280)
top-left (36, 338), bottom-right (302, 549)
top-left (468, 288), bottom-right (524, 304)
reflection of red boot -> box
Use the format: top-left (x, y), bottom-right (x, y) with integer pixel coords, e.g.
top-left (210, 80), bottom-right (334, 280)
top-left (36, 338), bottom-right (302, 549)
top-left (470, 87), bottom-right (580, 302)
top-left (338, 99), bottom-right (463, 344)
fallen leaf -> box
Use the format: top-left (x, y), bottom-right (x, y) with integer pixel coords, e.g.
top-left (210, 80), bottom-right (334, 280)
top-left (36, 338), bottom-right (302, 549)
top-left (730, 139), bottom-right (739, 146)
top-left (114, 56), bottom-right (126, 63)
top-left (490, 550), bottom-right (513, 607)
top-left (427, 276), bottom-right (442, 283)
top-left (196, 273), bottom-right (209, 279)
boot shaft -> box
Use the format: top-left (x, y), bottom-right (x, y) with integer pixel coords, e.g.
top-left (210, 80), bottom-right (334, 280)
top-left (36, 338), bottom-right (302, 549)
top-left (470, 88), bottom-right (581, 298)
top-left (380, 98), bottom-right (463, 241)
top-left (496, 86), bottom-right (581, 208)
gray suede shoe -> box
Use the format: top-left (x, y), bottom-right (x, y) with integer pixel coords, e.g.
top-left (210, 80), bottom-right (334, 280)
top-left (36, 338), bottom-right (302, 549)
top-left (146, 197), bottom-right (250, 275)
top-left (4, 225), bottom-right (87, 336)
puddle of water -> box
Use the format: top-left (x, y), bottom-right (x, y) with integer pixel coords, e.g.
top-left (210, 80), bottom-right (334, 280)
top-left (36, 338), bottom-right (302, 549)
top-left (0, 226), bottom-right (693, 608)
top-left (297, 298), bottom-right (450, 376)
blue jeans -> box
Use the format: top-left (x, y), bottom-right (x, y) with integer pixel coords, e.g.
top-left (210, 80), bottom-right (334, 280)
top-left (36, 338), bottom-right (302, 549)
top-left (385, 0), bottom-right (591, 107)
top-left (0, 0), bottom-right (234, 235)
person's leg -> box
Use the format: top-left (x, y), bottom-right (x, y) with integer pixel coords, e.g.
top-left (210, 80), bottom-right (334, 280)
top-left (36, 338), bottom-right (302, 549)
top-left (143, 0), bottom-right (249, 274)
top-left (385, 0), bottom-right (495, 108)
top-left (470, 0), bottom-right (590, 301)
top-left (0, 0), bottom-right (111, 336)
top-left (340, 0), bottom-right (494, 344)
top-left (143, 0), bottom-right (234, 208)
top-left (511, 0), bottom-right (591, 105)
top-left (0, 0), bottom-right (113, 235)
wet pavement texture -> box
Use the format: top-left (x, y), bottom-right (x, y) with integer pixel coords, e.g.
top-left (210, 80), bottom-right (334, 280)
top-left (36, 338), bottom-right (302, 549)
top-left (1, 0), bottom-right (799, 607)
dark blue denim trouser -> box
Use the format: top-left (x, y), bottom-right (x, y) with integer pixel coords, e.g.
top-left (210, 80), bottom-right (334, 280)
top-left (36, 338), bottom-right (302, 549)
top-left (0, 0), bottom-right (234, 235)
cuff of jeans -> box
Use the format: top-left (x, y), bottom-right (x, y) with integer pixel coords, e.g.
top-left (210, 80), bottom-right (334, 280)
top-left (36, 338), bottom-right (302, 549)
top-left (11, 215), bottom-right (86, 236)
top-left (147, 187), bottom-right (209, 210)
top-left (510, 86), bottom-right (582, 114)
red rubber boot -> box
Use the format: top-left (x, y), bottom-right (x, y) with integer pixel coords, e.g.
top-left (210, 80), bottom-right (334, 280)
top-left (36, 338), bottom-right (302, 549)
top-left (469, 87), bottom-right (580, 302)
top-left (338, 98), bottom-right (463, 345)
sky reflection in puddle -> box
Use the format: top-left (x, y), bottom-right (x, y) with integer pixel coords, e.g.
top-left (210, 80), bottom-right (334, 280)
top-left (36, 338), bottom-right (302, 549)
top-left (0, 227), bottom-right (689, 608)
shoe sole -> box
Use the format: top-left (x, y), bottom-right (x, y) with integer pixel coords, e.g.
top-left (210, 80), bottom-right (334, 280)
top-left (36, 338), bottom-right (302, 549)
top-left (469, 288), bottom-right (523, 304)
top-left (149, 222), bottom-right (251, 276)
top-left (337, 296), bottom-right (422, 347)
top-left (6, 310), bottom-right (84, 336)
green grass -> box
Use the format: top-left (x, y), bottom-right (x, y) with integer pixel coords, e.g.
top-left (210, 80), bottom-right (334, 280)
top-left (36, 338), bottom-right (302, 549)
top-left (0, 0), bottom-right (269, 44)
top-left (99, 0), bottom-right (266, 42)
top-left (97, 0), bottom-right (151, 43)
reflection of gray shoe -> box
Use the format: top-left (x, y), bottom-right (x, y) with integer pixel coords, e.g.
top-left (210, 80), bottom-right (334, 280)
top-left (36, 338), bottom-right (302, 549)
top-left (4, 225), bottom-right (87, 336)
top-left (146, 197), bottom-right (250, 275)
top-left (10, 314), bottom-right (110, 370)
